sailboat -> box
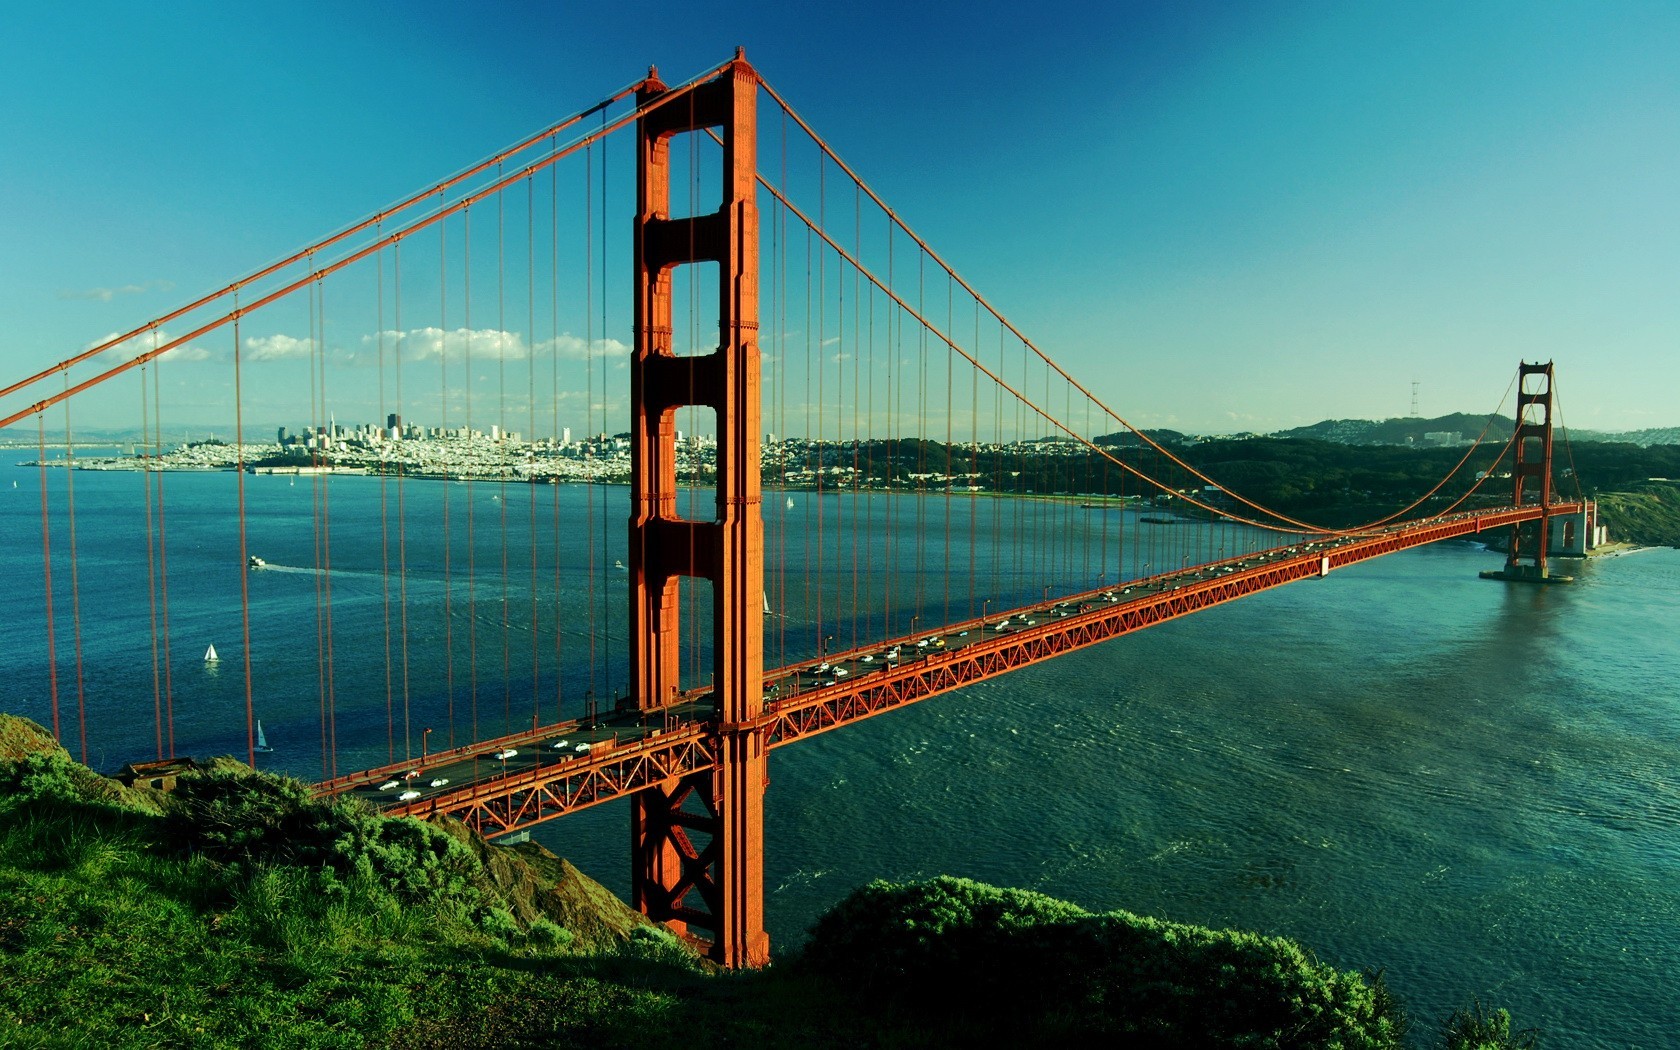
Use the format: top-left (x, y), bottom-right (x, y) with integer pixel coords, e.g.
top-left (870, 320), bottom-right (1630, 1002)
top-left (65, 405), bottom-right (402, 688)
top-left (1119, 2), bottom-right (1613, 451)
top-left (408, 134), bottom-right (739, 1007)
top-left (204, 644), bottom-right (219, 663)
top-left (786, 496), bottom-right (795, 510)
top-left (254, 720), bottom-right (274, 753)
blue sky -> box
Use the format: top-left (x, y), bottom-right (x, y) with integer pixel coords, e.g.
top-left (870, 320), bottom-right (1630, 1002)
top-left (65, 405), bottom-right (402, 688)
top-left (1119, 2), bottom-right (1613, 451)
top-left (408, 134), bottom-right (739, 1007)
top-left (2, 1), bottom-right (1675, 434)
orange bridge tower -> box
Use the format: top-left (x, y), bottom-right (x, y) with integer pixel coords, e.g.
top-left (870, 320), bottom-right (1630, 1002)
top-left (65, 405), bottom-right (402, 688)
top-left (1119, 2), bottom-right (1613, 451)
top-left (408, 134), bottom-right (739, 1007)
top-left (626, 51), bottom-right (769, 968)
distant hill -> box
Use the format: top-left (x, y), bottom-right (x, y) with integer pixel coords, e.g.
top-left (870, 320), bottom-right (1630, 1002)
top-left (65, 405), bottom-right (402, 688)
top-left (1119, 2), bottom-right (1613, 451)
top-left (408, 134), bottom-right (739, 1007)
top-left (1270, 413), bottom-right (1514, 446)
top-left (1573, 425), bottom-right (1680, 447)
top-left (1271, 414), bottom-right (1680, 448)
top-left (0, 424), bottom-right (279, 446)
top-left (1093, 428), bottom-right (1190, 448)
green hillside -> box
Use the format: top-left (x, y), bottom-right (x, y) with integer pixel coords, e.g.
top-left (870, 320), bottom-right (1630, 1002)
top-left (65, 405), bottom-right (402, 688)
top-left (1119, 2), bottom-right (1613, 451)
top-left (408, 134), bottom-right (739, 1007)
top-left (0, 715), bottom-right (1539, 1048)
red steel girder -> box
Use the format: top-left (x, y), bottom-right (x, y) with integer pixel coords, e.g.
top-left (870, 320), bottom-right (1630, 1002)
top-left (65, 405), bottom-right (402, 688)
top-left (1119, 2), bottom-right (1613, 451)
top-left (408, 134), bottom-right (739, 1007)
top-left (759, 503), bottom-right (1580, 747)
top-left (340, 502), bottom-right (1578, 830)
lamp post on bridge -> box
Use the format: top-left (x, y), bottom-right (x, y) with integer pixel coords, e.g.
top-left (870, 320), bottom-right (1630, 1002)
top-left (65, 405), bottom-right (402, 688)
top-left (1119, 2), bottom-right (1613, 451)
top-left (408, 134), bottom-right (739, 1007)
top-left (421, 727), bottom-right (433, 767)
top-left (981, 598), bottom-right (991, 625)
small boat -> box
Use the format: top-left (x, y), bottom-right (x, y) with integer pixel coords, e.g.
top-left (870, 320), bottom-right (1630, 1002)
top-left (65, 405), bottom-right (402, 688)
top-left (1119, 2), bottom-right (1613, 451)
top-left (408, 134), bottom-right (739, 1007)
top-left (248, 555), bottom-right (267, 570)
top-left (786, 496), bottom-right (795, 509)
top-left (254, 720), bottom-right (274, 753)
top-left (204, 644), bottom-right (219, 662)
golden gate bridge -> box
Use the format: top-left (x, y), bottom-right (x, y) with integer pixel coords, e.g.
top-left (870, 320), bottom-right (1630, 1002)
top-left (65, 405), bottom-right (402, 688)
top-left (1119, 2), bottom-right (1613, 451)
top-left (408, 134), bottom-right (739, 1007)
top-left (0, 52), bottom-right (1590, 968)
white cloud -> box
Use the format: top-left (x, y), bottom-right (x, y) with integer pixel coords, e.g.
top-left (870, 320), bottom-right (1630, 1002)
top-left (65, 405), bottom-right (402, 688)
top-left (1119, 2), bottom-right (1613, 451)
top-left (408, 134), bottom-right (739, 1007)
top-left (245, 333), bottom-right (313, 361)
top-left (537, 333), bottom-right (630, 360)
top-left (90, 329), bottom-right (212, 365)
top-left (364, 326), bottom-right (532, 362)
top-left (821, 336), bottom-right (840, 347)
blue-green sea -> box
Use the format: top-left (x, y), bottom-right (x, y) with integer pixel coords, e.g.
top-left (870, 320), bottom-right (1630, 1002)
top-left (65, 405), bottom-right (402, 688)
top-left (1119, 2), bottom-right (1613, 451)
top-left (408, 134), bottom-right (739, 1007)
top-left (2, 460), bottom-right (1676, 1046)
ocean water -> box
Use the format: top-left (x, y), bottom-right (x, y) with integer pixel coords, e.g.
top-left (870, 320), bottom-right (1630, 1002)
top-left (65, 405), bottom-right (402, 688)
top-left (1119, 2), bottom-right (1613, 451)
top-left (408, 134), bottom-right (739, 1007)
top-left (2, 460), bottom-right (1676, 1046)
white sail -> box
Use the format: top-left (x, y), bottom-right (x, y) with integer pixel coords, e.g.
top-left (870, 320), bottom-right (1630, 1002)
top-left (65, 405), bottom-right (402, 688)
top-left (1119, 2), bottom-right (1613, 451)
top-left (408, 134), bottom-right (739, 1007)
top-left (204, 644), bottom-right (219, 662)
top-left (786, 496), bottom-right (795, 509)
top-left (254, 720), bottom-right (273, 753)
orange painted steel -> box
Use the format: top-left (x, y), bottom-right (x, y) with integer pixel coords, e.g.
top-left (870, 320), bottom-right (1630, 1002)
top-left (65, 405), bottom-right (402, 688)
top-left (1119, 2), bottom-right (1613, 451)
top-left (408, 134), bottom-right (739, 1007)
top-left (626, 50), bottom-right (768, 969)
top-left (350, 501), bottom-right (1579, 842)
top-left (1506, 362), bottom-right (1556, 578)
top-left (763, 502), bottom-right (1581, 745)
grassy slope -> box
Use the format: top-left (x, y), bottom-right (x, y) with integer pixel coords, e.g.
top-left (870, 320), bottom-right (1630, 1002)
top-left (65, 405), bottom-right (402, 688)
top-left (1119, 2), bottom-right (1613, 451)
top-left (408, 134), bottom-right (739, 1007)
top-left (1595, 483), bottom-right (1680, 546)
top-left (0, 716), bottom-right (1536, 1048)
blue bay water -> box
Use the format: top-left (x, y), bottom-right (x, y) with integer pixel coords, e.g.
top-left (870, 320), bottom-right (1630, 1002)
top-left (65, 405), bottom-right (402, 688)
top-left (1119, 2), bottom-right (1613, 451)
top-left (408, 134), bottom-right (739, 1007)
top-left (1, 459), bottom-right (1676, 1046)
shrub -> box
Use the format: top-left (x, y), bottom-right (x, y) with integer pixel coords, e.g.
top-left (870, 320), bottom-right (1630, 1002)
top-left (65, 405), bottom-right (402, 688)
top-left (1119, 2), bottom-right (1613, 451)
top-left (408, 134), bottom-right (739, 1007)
top-left (1440, 998), bottom-right (1539, 1050)
top-left (164, 767), bottom-right (320, 862)
top-left (803, 876), bottom-right (1406, 1049)
top-left (0, 751), bottom-right (115, 812)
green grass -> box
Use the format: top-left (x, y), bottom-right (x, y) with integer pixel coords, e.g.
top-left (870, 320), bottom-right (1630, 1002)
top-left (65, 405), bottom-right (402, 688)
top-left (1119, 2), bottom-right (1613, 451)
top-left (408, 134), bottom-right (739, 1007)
top-left (0, 718), bottom-right (1544, 1048)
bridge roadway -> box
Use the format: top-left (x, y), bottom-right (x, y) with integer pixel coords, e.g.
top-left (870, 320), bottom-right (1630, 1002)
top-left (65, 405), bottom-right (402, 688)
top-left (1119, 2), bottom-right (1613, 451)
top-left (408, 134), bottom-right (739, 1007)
top-left (317, 502), bottom-right (1579, 837)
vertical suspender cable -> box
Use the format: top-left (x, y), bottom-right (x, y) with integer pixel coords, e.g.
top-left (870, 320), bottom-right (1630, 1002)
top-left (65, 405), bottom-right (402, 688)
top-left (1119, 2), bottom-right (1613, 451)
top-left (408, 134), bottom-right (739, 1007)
top-left (36, 415), bottom-right (60, 741)
top-left (155, 356), bottom-right (176, 756)
top-left (142, 362), bottom-right (164, 759)
top-left (62, 391), bottom-right (88, 763)
top-left (527, 176), bottom-right (540, 727)
top-left (310, 273), bottom-right (328, 772)
top-left (585, 139), bottom-right (597, 715)
top-left (464, 205), bottom-right (479, 744)
top-left (441, 205), bottom-right (456, 749)
top-left (233, 302), bottom-right (257, 766)
top-left (378, 236), bottom-right (395, 763)
top-left (320, 280), bottom-right (339, 778)
top-left (396, 242), bottom-right (413, 760)
top-left (550, 146), bottom-right (563, 724)
top-left (498, 178), bottom-right (512, 733)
